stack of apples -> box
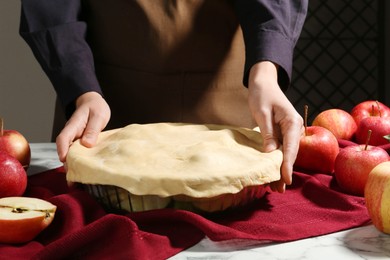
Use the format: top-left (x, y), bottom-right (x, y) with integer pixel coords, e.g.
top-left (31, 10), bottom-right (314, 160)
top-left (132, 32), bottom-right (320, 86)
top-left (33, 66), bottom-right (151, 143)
top-left (0, 118), bottom-right (56, 244)
top-left (0, 117), bottom-right (31, 198)
top-left (295, 100), bottom-right (390, 235)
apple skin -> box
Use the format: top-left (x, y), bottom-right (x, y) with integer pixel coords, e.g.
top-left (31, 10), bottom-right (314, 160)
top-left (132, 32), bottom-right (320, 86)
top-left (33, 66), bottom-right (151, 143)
top-left (312, 108), bottom-right (357, 140)
top-left (0, 197), bottom-right (56, 244)
top-left (355, 116), bottom-right (390, 146)
top-left (365, 161), bottom-right (390, 234)
top-left (351, 100), bottom-right (390, 127)
top-left (334, 145), bottom-right (389, 196)
top-left (0, 129), bottom-right (31, 169)
top-left (0, 151), bottom-right (27, 198)
top-left (295, 126), bottom-right (340, 174)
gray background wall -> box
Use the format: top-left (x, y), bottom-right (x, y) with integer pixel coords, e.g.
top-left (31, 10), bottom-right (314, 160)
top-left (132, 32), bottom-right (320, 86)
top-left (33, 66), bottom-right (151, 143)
top-left (0, 1), bottom-right (56, 142)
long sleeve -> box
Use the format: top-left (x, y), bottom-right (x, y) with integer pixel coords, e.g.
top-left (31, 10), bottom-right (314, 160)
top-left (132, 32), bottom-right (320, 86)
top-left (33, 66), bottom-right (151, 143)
top-left (19, 0), bottom-right (102, 118)
top-left (233, 0), bottom-right (308, 89)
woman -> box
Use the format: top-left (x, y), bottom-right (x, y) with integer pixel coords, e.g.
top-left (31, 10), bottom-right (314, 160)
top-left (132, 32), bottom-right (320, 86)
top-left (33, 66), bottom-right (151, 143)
top-left (20, 0), bottom-right (308, 192)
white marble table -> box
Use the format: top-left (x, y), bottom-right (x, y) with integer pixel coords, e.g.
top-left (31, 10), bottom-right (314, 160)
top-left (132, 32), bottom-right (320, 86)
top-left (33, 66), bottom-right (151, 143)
top-left (27, 143), bottom-right (390, 260)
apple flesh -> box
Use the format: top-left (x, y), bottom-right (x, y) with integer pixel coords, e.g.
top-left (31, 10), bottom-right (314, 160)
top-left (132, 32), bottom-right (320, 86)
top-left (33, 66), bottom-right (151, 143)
top-left (351, 100), bottom-right (390, 127)
top-left (0, 151), bottom-right (27, 198)
top-left (365, 161), bottom-right (390, 234)
top-left (334, 145), bottom-right (389, 196)
top-left (312, 108), bottom-right (357, 140)
top-left (0, 118), bottom-right (31, 169)
top-left (355, 116), bottom-right (390, 146)
top-left (295, 126), bottom-right (340, 174)
top-left (0, 197), bottom-right (56, 244)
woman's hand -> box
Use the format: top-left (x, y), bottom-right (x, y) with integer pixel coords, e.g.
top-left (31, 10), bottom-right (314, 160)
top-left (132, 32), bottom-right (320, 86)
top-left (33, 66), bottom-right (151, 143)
top-left (56, 91), bottom-right (111, 162)
top-left (248, 61), bottom-right (304, 193)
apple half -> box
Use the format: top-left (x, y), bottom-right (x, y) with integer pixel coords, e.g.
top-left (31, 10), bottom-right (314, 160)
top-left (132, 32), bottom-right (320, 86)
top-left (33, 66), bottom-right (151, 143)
top-left (0, 197), bottom-right (57, 244)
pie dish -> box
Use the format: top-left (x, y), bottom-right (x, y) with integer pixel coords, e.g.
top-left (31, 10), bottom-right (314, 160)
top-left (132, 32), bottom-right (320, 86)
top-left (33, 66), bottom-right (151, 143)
top-left (66, 123), bottom-right (283, 212)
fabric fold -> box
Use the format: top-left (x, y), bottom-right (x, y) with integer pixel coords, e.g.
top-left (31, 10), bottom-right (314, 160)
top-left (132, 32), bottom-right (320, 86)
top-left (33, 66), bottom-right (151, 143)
top-left (1, 139), bottom-right (375, 259)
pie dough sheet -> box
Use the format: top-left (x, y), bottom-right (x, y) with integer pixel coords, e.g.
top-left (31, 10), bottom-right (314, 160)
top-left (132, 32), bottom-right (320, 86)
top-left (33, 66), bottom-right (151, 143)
top-left (66, 123), bottom-right (283, 198)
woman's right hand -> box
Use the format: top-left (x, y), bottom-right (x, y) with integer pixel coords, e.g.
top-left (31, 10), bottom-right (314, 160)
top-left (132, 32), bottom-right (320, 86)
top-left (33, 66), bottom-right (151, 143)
top-left (56, 91), bottom-right (111, 162)
top-left (247, 61), bottom-right (304, 193)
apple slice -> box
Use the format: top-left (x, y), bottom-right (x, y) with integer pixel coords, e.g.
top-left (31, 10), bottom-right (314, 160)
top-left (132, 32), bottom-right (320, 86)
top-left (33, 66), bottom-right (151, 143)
top-left (0, 197), bottom-right (56, 244)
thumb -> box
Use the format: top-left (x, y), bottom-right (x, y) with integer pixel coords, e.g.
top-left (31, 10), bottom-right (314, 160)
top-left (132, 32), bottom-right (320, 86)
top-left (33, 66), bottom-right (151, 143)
top-left (261, 130), bottom-right (279, 152)
top-left (80, 118), bottom-right (104, 148)
top-left (257, 121), bottom-right (280, 153)
top-left (80, 128), bottom-right (99, 148)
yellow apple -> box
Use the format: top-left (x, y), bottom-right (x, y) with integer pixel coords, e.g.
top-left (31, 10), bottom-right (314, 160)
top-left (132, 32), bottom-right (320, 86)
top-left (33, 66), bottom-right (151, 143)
top-left (365, 161), bottom-right (390, 234)
top-left (0, 197), bottom-right (57, 244)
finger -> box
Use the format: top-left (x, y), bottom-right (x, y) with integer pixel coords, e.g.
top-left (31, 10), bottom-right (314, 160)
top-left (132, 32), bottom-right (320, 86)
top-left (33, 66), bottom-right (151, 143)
top-left (56, 125), bottom-right (80, 162)
top-left (269, 180), bottom-right (286, 193)
top-left (56, 111), bottom-right (88, 162)
top-left (280, 124), bottom-right (304, 186)
top-left (56, 141), bottom-right (68, 163)
top-left (80, 113), bottom-right (107, 148)
top-left (281, 160), bottom-right (293, 186)
top-left (261, 130), bottom-right (280, 153)
top-left (255, 113), bottom-right (280, 153)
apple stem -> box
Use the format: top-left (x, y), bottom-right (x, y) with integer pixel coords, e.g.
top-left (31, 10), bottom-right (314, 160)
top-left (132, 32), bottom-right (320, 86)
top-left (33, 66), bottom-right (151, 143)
top-left (0, 118), bottom-right (3, 137)
top-left (304, 105), bottom-right (308, 136)
top-left (364, 130), bottom-right (372, 151)
top-left (375, 100), bottom-right (382, 117)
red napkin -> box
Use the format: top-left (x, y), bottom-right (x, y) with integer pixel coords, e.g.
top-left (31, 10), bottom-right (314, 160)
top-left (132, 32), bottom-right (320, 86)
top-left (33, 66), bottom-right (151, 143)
top-left (1, 140), bottom-right (375, 259)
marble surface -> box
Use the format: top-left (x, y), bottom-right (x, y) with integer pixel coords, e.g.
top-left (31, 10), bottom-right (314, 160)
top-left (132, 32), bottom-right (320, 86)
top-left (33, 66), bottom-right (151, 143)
top-left (28, 143), bottom-right (390, 260)
top-left (27, 143), bottom-right (63, 176)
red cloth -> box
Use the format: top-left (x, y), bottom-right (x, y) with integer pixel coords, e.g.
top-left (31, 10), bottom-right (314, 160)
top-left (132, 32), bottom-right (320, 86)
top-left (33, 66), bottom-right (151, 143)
top-left (0, 165), bottom-right (372, 260)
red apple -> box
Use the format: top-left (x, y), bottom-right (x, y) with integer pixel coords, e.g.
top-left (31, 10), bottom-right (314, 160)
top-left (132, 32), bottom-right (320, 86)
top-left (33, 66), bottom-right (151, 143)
top-left (295, 125), bottom-right (340, 174)
top-left (334, 144), bottom-right (389, 196)
top-left (351, 100), bottom-right (390, 127)
top-left (0, 118), bottom-right (31, 169)
top-left (0, 197), bottom-right (56, 244)
top-left (365, 161), bottom-right (390, 234)
top-left (0, 151), bottom-right (27, 198)
top-left (355, 116), bottom-right (390, 146)
top-left (312, 108), bottom-right (357, 140)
